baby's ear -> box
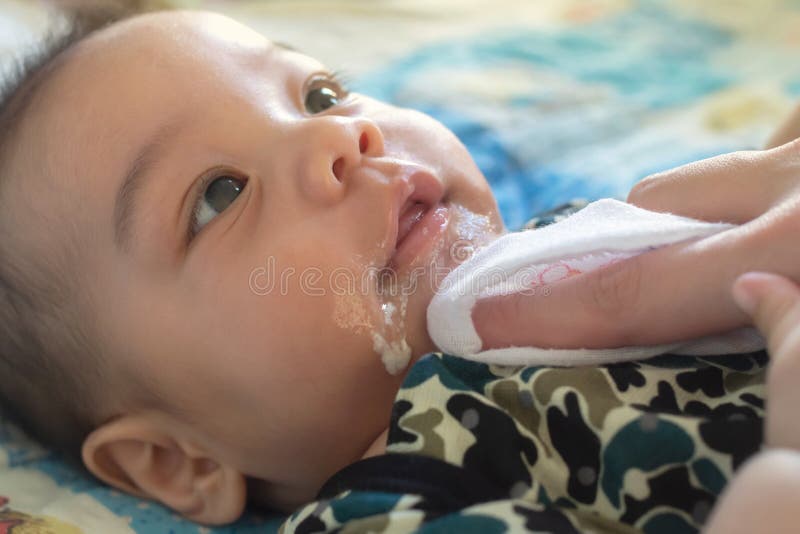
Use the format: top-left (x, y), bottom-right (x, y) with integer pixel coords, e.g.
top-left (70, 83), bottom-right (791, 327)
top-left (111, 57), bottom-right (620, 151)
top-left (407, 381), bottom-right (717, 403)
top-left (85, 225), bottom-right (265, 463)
top-left (81, 413), bottom-right (247, 526)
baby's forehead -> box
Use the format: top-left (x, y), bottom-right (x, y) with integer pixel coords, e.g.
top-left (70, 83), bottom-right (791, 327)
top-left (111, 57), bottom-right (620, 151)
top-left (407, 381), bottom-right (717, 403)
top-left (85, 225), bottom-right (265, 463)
top-left (66, 10), bottom-right (271, 80)
top-left (30, 10), bottom-right (281, 174)
top-left (5, 11), bottom-right (276, 250)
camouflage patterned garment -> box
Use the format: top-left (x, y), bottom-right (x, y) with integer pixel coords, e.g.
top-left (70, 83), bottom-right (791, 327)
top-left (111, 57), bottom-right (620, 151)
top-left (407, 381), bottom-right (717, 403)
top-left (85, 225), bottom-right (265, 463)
top-left (279, 200), bottom-right (767, 534)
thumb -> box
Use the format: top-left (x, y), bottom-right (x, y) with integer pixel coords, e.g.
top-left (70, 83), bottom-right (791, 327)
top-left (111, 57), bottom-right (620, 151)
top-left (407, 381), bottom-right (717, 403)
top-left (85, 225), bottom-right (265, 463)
top-left (732, 271), bottom-right (800, 356)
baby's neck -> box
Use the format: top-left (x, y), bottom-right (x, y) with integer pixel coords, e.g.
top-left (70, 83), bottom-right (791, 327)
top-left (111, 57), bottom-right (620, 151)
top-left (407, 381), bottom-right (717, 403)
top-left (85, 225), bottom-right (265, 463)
top-left (361, 426), bottom-right (389, 459)
top-left (247, 424), bottom-right (389, 513)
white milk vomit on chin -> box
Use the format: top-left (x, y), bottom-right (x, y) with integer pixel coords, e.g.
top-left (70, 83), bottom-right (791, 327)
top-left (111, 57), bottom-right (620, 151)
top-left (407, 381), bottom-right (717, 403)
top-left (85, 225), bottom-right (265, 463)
top-left (381, 302), bottom-right (396, 325)
top-left (334, 292), bottom-right (411, 375)
top-left (334, 295), bottom-right (411, 375)
top-left (331, 256), bottom-right (413, 376)
top-left (372, 333), bottom-right (411, 375)
top-left (374, 293), bottom-right (411, 375)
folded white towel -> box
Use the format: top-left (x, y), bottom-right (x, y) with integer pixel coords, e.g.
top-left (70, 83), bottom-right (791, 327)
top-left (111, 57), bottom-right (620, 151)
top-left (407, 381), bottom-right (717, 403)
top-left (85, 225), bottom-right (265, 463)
top-left (426, 198), bottom-right (765, 366)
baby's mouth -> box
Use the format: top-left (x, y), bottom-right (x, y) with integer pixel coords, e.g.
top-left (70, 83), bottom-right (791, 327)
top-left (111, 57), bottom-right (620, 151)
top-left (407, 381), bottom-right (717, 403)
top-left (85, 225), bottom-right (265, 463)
top-left (396, 201), bottom-right (429, 248)
top-left (386, 171), bottom-right (449, 272)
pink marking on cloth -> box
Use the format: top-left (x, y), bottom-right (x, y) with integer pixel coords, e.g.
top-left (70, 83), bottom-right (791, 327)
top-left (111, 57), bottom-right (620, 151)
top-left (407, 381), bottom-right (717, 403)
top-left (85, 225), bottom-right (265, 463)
top-left (538, 261), bottom-right (584, 285)
top-left (529, 256), bottom-right (629, 288)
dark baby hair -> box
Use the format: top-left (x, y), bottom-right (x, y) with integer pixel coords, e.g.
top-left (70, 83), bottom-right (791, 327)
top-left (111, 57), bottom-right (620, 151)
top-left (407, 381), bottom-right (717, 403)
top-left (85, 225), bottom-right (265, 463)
top-left (0, 1), bottom-right (169, 470)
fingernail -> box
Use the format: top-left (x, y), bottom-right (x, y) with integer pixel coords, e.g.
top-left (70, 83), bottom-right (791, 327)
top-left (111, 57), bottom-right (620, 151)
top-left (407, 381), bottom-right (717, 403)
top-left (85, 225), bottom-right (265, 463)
top-left (732, 272), bottom-right (764, 315)
top-left (732, 283), bottom-right (757, 315)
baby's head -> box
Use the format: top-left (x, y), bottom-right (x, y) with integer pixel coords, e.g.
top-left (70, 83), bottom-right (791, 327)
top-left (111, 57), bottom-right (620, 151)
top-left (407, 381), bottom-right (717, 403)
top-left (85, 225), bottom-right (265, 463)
top-left (0, 9), bottom-right (502, 524)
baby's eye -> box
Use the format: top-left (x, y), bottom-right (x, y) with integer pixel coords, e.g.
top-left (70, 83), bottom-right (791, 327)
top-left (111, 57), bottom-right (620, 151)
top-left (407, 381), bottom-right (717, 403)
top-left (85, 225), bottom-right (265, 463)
top-left (189, 175), bottom-right (246, 239)
top-left (304, 74), bottom-right (349, 114)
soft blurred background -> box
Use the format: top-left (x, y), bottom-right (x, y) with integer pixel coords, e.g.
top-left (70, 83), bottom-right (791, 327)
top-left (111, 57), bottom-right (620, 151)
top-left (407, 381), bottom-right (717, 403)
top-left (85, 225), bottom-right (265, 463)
top-left (1, 0), bottom-right (800, 532)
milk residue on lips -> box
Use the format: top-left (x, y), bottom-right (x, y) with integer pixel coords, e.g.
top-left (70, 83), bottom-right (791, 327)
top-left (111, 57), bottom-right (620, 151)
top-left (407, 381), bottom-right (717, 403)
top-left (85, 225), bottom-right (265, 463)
top-left (371, 203), bottom-right (499, 375)
top-left (333, 203), bottom-right (500, 376)
top-left (450, 204), bottom-right (498, 258)
top-left (371, 205), bottom-right (458, 374)
top-left (367, 202), bottom-right (446, 375)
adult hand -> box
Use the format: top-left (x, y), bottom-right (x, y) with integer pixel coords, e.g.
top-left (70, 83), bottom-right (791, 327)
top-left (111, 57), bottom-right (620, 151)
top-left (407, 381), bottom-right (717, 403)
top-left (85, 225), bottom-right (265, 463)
top-left (732, 271), bottom-right (800, 449)
top-left (699, 271), bottom-right (800, 534)
top-left (473, 138), bottom-right (800, 350)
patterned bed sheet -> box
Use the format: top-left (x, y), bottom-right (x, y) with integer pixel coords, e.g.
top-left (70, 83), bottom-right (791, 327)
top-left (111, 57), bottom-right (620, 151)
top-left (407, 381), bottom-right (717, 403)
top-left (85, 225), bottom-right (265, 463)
top-left (1, 0), bottom-right (799, 531)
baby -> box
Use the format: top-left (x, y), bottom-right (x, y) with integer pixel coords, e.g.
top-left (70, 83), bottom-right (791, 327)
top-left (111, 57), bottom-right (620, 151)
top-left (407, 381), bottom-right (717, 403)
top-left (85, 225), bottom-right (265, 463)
top-left (0, 7), bottom-right (789, 532)
top-left (0, 6), bottom-right (504, 520)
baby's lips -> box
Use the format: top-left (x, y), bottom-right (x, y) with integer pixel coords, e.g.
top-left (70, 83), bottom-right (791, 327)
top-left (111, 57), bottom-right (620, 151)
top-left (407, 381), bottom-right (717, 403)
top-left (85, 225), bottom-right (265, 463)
top-left (396, 202), bottom-right (427, 247)
top-left (382, 165), bottom-right (444, 258)
top-left (406, 169), bottom-right (445, 209)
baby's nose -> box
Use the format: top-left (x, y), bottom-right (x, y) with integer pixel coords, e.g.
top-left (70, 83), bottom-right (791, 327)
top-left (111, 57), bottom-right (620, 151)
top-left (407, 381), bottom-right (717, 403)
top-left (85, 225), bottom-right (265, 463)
top-left (298, 116), bottom-right (384, 204)
top-left (332, 130), bottom-right (371, 182)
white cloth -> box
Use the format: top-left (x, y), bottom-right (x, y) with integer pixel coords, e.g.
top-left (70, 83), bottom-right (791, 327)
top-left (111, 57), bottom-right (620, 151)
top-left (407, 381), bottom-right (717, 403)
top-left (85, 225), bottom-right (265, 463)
top-left (426, 198), bottom-right (765, 366)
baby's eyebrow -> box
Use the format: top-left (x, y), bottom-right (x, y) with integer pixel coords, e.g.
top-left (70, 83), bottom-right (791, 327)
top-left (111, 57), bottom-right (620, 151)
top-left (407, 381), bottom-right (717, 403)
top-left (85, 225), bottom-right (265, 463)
top-left (113, 118), bottom-right (185, 254)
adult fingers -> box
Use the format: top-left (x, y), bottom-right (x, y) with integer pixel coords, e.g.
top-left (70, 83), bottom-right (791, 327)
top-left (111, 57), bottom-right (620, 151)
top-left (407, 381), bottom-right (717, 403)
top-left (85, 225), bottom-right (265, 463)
top-left (764, 103), bottom-right (800, 149)
top-left (626, 139), bottom-right (800, 224)
top-left (473, 209), bottom-right (798, 351)
top-left (732, 271), bottom-right (800, 359)
top-left (732, 271), bottom-right (800, 449)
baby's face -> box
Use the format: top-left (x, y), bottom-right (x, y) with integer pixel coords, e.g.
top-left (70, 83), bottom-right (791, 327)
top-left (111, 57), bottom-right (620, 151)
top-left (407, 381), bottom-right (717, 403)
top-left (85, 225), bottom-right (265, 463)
top-left (27, 10), bottom-right (501, 509)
